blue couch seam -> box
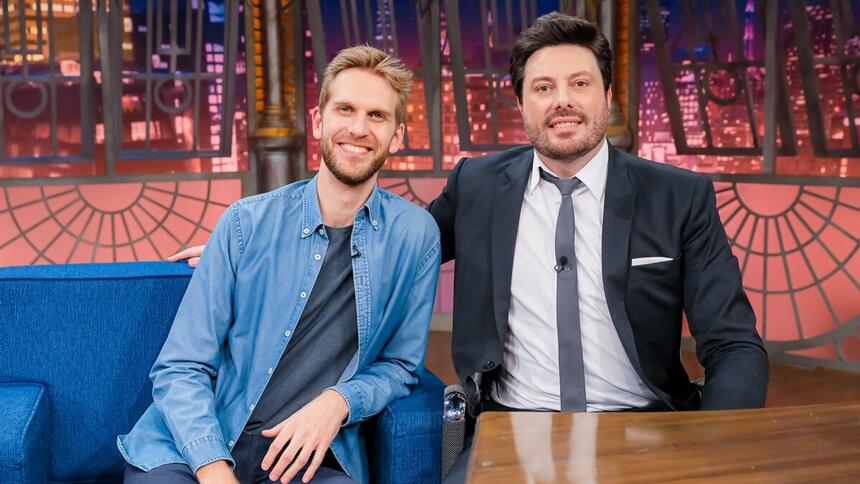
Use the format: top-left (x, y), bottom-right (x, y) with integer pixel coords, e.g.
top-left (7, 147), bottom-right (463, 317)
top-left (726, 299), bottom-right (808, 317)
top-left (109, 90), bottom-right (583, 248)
top-left (8, 384), bottom-right (45, 479)
top-left (392, 430), bottom-right (440, 438)
top-left (0, 274), bottom-right (192, 283)
top-left (22, 388), bottom-right (44, 481)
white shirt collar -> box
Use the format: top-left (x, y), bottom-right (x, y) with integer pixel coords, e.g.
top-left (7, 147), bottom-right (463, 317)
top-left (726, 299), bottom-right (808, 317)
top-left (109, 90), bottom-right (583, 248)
top-left (527, 138), bottom-right (609, 203)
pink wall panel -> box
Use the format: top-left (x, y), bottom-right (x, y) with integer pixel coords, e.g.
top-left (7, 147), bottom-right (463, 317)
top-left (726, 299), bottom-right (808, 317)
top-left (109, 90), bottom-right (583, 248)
top-left (717, 182), bottom-right (860, 363)
top-left (0, 180), bottom-right (241, 265)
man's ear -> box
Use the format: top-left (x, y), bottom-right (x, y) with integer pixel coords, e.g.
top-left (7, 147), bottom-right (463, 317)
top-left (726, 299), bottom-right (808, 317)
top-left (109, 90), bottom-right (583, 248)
top-left (387, 123), bottom-right (405, 155)
top-left (606, 85), bottom-right (613, 105)
top-left (311, 106), bottom-right (322, 140)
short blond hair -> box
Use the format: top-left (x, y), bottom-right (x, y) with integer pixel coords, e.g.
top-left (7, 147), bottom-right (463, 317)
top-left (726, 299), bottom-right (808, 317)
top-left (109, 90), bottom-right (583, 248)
top-left (318, 45), bottom-right (413, 125)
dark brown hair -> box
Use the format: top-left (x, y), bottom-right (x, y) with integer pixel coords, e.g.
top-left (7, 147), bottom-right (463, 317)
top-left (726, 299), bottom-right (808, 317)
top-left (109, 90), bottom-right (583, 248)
top-left (510, 12), bottom-right (612, 101)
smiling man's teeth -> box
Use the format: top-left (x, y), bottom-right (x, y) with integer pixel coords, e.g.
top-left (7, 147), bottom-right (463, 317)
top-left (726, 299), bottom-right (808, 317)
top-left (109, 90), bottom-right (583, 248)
top-left (553, 121), bottom-right (580, 128)
top-left (342, 143), bottom-right (369, 153)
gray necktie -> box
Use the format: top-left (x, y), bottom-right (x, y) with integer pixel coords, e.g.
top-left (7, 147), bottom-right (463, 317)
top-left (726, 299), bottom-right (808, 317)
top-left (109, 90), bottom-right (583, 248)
top-left (539, 168), bottom-right (587, 412)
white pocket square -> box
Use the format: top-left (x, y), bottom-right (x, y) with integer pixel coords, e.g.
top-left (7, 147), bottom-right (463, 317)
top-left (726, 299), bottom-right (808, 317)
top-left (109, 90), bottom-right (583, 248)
top-left (631, 257), bottom-right (673, 267)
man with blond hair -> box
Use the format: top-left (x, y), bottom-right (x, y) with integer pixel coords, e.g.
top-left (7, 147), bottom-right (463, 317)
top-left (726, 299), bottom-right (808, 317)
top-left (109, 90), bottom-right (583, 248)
top-left (118, 46), bottom-right (441, 484)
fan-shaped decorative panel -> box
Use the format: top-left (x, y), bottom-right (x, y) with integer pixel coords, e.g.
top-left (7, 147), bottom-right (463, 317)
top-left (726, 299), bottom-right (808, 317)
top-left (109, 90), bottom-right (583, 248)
top-left (0, 180), bottom-right (240, 265)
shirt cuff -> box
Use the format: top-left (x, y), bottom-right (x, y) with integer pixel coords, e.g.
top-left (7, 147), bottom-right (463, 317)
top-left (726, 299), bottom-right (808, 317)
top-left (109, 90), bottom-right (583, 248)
top-left (328, 382), bottom-right (363, 427)
top-left (180, 434), bottom-right (235, 473)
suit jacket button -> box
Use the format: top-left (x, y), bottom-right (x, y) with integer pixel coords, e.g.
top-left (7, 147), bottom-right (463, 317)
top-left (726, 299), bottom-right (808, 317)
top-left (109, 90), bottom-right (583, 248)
top-left (483, 360), bottom-right (496, 370)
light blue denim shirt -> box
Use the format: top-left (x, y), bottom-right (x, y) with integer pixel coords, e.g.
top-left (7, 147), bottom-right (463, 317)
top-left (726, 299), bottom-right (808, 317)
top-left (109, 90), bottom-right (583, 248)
top-left (117, 176), bottom-right (440, 484)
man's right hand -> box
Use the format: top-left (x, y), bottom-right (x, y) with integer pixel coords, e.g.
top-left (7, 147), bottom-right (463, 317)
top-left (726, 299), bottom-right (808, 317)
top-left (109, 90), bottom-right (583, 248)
top-left (168, 245), bottom-right (206, 268)
top-left (196, 460), bottom-right (239, 484)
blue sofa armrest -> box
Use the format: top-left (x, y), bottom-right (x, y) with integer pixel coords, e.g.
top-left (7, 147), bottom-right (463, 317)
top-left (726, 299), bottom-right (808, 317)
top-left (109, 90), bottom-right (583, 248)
top-left (0, 383), bottom-right (50, 484)
top-left (367, 371), bottom-right (444, 484)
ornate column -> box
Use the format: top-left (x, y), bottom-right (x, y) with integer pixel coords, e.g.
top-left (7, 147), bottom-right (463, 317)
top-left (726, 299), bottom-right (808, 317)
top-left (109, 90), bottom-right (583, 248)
top-left (565, 1), bottom-right (634, 150)
top-left (251, 0), bottom-right (303, 193)
top-left (599, 0), bottom-right (633, 151)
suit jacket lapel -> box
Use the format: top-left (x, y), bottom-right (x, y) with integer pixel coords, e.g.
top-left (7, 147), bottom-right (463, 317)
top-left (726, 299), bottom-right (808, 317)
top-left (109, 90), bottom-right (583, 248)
top-left (601, 147), bottom-right (644, 373)
top-left (490, 149), bottom-right (532, 345)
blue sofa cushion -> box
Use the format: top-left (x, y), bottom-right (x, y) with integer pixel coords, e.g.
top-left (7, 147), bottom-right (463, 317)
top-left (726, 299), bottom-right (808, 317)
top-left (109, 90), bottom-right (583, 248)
top-left (367, 371), bottom-right (444, 484)
top-left (0, 383), bottom-right (50, 484)
top-left (0, 262), bottom-right (193, 482)
top-left (1, 262), bottom-right (444, 484)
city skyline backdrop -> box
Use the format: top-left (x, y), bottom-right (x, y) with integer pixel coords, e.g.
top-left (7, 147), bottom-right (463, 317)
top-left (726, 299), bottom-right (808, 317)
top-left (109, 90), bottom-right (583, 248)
top-left (0, 1), bottom-right (857, 367)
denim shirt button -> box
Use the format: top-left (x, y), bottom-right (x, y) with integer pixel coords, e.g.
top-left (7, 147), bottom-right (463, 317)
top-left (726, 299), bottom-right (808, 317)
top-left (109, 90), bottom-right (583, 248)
top-left (284, 330), bottom-right (291, 337)
top-left (302, 228), bottom-right (310, 234)
top-left (300, 291), bottom-right (307, 298)
top-left (318, 228), bottom-right (325, 235)
top-left (228, 440), bottom-right (234, 447)
top-left (268, 367), bottom-right (274, 375)
top-left (249, 404), bottom-right (255, 411)
top-left (314, 254), bottom-right (321, 261)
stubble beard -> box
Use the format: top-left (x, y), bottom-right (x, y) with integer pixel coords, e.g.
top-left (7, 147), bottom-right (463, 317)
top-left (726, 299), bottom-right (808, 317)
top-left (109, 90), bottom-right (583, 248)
top-left (321, 139), bottom-right (389, 186)
top-left (524, 100), bottom-right (609, 163)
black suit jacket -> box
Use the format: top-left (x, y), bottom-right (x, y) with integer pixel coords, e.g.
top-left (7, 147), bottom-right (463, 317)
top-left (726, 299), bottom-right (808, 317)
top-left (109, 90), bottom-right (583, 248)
top-left (428, 144), bottom-right (768, 412)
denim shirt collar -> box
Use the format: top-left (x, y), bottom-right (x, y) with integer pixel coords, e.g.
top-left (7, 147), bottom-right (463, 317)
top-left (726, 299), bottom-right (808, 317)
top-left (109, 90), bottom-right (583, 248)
top-left (300, 176), bottom-right (382, 238)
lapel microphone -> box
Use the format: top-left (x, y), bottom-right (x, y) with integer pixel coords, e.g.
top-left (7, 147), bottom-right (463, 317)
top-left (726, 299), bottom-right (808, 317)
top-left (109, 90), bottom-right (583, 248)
top-left (554, 256), bottom-right (570, 273)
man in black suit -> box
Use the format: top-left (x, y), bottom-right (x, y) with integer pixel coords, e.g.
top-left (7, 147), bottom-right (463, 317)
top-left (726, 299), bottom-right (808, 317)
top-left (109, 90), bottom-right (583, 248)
top-left (431, 12), bottom-right (767, 482)
top-left (172, 12), bottom-right (768, 480)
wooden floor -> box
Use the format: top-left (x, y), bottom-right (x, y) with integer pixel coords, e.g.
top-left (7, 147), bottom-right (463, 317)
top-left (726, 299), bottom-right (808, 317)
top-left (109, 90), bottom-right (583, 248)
top-left (424, 331), bottom-right (860, 407)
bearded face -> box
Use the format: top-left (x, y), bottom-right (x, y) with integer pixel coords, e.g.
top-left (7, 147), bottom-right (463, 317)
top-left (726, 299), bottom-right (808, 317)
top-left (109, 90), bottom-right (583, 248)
top-left (519, 44), bottom-right (611, 165)
top-left (522, 102), bottom-right (609, 163)
top-left (312, 68), bottom-right (404, 187)
top-left (320, 134), bottom-right (390, 186)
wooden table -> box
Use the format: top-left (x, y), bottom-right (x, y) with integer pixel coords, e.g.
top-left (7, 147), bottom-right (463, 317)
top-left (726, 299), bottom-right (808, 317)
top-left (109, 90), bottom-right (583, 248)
top-left (467, 402), bottom-right (860, 483)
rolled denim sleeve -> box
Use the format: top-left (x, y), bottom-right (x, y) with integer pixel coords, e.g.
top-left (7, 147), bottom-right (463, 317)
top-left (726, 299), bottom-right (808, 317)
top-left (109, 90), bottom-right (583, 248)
top-left (149, 205), bottom-right (242, 471)
top-left (331, 237), bottom-right (441, 427)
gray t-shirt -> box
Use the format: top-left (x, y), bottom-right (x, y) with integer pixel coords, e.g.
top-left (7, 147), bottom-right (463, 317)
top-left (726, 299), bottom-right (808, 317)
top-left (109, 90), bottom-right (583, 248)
top-left (243, 224), bottom-right (358, 433)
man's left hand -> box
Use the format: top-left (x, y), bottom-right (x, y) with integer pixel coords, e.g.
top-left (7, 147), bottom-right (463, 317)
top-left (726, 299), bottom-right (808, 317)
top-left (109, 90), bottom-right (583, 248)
top-left (260, 389), bottom-right (349, 483)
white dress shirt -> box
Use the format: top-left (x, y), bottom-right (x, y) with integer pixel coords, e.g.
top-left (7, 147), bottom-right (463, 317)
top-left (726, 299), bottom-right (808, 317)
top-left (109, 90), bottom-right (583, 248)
top-left (491, 139), bottom-right (658, 412)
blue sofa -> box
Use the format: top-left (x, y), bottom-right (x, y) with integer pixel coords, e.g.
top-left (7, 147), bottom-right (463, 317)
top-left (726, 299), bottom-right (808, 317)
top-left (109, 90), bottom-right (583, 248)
top-left (0, 262), bottom-right (443, 484)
